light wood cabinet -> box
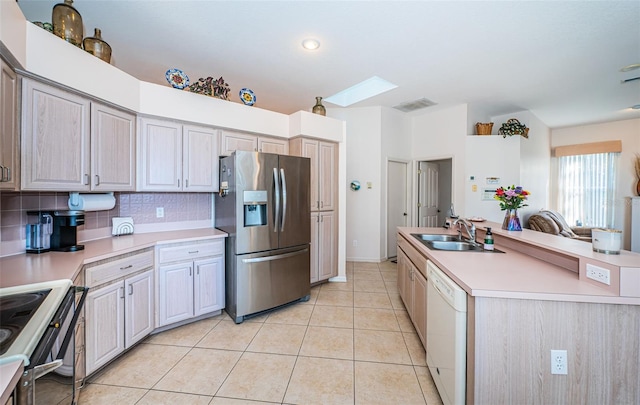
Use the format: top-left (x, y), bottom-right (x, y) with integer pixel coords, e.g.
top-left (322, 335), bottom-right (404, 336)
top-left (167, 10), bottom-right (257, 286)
top-left (310, 211), bottom-right (337, 283)
top-left (157, 239), bottom-right (225, 327)
top-left (289, 138), bottom-right (337, 212)
top-left (397, 236), bottom-right (427, 346)
top-left (90, 103), bottom-right (136, 191)
top-left (21, 78), bottom-right (90, 190)
top-left (220, 130), bottom-right (289, 156)
top-left (21, 78), bottom-right (136, 191)
top-left (0, 58), bottom-right (19, 190)
top-left (84, 249), bottom-right (154, 376)
top-left (138, 117), bottom-right (219, 192)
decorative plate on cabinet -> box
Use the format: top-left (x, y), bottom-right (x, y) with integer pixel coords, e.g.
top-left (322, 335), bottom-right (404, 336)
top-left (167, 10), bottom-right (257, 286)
top-left (239, 88), bottom-right (256, 106)
top-left (165, 68), bottom-right (190, 89)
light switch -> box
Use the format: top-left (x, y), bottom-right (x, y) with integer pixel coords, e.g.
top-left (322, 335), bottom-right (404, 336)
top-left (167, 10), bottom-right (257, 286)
top-left (367, 182), bottom-right (372, 189)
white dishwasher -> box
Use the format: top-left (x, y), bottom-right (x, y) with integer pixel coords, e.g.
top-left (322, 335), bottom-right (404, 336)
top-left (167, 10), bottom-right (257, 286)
top-left (426, 260), bottom-right (467, 405)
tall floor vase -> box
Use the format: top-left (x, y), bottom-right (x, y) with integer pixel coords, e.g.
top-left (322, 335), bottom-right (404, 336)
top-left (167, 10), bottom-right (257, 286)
top-left (502, 209), bottom-right (522, 231)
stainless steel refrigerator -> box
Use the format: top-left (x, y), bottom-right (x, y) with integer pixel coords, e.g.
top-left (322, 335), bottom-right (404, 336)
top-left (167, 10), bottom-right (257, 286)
top-left (215, 151), bottom-right (311, 323)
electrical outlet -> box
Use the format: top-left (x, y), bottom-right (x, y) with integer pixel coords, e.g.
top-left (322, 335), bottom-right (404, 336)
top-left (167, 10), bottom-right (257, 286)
top-left (586, 264), bottom-right (611, 285)
top-left (551, 350), bottom-right (568, 375)
top-left (156, 207), bottom-right (164, 218)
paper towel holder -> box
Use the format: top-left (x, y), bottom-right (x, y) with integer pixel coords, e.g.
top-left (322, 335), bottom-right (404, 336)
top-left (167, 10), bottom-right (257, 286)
top-left (68, 192), bottom-right (115, 211)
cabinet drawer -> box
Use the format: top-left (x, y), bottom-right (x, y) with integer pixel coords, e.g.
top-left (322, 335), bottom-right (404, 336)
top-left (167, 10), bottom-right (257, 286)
top-left (86, 250), bottom-right (154, 288)
top-left (158, 239), bottom-right (224, 264)
top-left (398, 234), bottom-right (428, 278)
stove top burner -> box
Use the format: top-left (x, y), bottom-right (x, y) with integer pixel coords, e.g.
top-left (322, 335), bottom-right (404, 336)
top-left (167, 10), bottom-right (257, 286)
top-left (0, 289), bottom-right (51, 355)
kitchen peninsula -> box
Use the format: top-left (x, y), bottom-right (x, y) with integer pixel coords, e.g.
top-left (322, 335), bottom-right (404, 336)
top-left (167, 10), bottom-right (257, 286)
top-left (398, 223), bottom-right (640, 404)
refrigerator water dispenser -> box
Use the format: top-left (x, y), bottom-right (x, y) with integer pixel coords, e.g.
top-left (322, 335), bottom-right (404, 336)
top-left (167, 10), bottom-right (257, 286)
top-left (244, 190), bottom-right (267, 227)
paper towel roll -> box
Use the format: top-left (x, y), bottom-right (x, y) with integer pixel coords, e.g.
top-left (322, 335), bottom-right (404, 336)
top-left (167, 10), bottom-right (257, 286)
top-left (68, 192), bottom-right (116, 212)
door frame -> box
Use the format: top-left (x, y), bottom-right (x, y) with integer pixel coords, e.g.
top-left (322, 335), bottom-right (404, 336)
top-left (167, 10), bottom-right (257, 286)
top-left (385, 158), bottom-right (412, 260)
top-left (412, 156), bottom-right (455, 228)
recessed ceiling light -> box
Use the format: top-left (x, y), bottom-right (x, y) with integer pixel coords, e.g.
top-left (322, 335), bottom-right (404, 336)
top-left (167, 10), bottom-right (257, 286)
top-left (620, 63), bottom-right (640, 72)
top-left (301, 39), bottom-right (320, 51)
top-left (324, 76), bottom-right (398, 107)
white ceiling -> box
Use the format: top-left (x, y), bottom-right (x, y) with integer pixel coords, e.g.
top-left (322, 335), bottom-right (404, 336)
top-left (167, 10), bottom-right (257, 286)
top-left (17, 0), bottom-right (640, 129)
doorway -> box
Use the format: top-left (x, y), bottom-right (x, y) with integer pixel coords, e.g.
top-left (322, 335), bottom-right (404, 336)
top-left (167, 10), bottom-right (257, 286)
top-left (386, 159), bottom-right (410, 260)
top-left (416, 158), bottom-right (453, 228)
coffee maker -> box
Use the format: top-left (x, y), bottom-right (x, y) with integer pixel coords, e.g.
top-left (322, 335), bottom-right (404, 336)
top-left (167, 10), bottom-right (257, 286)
top-left (48, 210), bottom-right (85, 251)
top-left (26, 211), bottom-right (53, 253)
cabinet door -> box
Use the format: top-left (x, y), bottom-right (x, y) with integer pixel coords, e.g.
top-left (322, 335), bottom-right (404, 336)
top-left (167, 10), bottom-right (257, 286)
top-left (397, 249), bottom-right (411, 310)
top-left (220, 131), bottom-right (257, 155)
top-left (91, 103), bottom-right (136, 191)
top-left (125, 269), bottom-right (154, 347)
top-left (138, 117), bottom-right (182, 191)
top-left (258, 137), bottom-right (289, 154)
top-left (318, 212), bottom-right (337, 281)
top-left (21, 79), bottom-right (90, 191)
top-left (194, 256), bottom-right (224, 316)
top-left (158, 262), bottom-right (194, 326)
top-left (0, 60), bottom-right (18, 190)
top-left (183, 125), bottom-right (219, 192)
top-left (412, 269), bottom-right (427, 346)
top-left (85, 282), bottom-right (125, 375)
top-left (318, 142), bottom-right (337, 211)
top-left (302, 140), bottom-right (320, 211)
top-left (310, 213), bottom-right (319, 283)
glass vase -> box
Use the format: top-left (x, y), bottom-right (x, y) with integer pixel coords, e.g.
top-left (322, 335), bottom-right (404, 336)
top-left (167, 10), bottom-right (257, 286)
top-left (312, 97), bottom-right (326, 116)
top-left (52, 0), bottom-right (83, 48)
top-left (502, 209), bottom-right (522, 231)
top-left (83, 28), bottom-right (112, 63)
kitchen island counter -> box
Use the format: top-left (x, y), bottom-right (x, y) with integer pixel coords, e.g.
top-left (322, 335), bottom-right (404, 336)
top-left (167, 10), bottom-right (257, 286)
top-left (398, 223), bottom-right (640, 305)
top-left (0, 228), bottom-right (227, 288)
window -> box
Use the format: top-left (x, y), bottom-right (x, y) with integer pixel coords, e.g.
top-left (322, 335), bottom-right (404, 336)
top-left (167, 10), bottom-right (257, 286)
top-left (557, 152), bottom-right (619, 228)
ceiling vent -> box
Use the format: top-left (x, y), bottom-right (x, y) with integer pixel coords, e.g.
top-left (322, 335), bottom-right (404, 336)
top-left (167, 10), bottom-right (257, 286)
top-left (393, 98), bottom-right (437, 112)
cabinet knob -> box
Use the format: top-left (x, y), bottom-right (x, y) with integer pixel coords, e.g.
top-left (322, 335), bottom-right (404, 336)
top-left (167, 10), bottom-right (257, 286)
top-left (84, 174), bottom-right (90, 185)
top-left (95, 174), bottom-right (100, 186)
top-left (0, 165), bottom-right (5, 182)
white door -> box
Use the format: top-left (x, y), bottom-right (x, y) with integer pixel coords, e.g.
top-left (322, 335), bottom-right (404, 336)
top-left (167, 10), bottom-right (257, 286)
top-left (418, 162), bottom-right (439, 227)
top-left (387, 160), bottom-right (409, 258)
top-left (194, 257), bottom-right (225, 316)
top-left (85, 282), bottom-right (125, 375)
top-left (125, 269), bottom-right (154, 347)
top-left (158, 262), bottom-right (194, 326)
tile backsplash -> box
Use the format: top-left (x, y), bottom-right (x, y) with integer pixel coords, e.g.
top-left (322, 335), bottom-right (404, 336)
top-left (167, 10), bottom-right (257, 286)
top-left (0, 191), bottom-right (212, 244)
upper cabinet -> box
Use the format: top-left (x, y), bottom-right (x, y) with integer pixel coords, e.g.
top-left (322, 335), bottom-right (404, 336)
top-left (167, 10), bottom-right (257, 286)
top-left (220, 130), bottom-right (289, 156)
top-left (0, 58), bottom-right (19, 190)
top-left (91, 103), bottom-right (136, 191)
top-left (138, 117), bottom-right (220, 192)
top-left (21, 78), bottom-right (135, 191)
top-left (290, 138), bottom-right (337, 212)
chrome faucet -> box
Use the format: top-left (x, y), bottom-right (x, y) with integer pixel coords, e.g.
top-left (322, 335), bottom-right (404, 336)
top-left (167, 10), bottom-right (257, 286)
top-left (453, 218), bottom-right (477, 244)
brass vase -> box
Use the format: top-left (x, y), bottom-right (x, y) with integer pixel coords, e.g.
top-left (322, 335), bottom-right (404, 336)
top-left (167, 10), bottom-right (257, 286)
top-left (312, 97), bottom-right (326, 116)
top-left (83, 28), bottom-right (112, 63)
top-left (52, 0), bottom-right (83, 47)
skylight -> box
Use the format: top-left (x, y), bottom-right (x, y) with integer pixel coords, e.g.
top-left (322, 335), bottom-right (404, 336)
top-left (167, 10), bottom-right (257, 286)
top-left (324, 76), bottom-right (398, 107)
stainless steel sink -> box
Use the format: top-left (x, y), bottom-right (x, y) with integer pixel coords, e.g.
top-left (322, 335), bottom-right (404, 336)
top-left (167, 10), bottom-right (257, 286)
top-left (411, 233), bottom-right (504, 253)
top-left (411, 233), bottom-right (462, 242)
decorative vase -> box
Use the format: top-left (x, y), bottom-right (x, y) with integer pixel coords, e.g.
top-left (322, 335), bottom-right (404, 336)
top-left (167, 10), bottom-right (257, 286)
top-left (52, 0), bottom-right (83, 48)
top-left (312, 97), bottom-right (326, 116)
top-left (502, 209), bottom-right (522, 231)
top-left (83, 28), bottom-right (112, 63)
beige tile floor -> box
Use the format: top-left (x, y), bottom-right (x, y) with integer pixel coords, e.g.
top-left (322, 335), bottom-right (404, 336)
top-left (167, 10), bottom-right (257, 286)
top-left (80, 261), bottom-right (443, 405)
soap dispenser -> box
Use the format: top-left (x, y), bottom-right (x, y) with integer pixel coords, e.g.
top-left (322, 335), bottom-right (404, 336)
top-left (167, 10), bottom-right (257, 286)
top-left (484, 227), bottom-right (494, 251)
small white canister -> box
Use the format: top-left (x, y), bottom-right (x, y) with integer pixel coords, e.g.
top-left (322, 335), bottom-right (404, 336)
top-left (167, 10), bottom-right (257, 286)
top-left (592, 228), bottom-right (622, 254)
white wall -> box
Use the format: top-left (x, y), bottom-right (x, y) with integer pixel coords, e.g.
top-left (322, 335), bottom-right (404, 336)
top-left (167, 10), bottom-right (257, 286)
top-left (329, 107), bottom-right (383, 262)
top-left (551, 118), bottom-right (640, 249)
top-left (411, 104), bottom-right (468, 217)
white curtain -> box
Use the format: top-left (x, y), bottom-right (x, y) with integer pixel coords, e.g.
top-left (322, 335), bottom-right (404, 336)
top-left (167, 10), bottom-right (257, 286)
top-left (557, 152), bottom-right (618, 227)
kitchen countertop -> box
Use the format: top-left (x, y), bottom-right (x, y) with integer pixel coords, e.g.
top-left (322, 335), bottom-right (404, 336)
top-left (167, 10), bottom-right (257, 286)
top-left (0, 228), bottom-right (228, 288)
top-left (398, 223), bottom-right (640, 305)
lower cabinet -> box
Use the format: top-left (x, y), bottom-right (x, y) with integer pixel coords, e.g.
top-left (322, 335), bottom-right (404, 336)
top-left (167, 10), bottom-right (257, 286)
top-left (85, 268), bottom-right (154, 375)
top-left (157, 239), bottom-right (225, 327)
top-left (310, 211), bottom-right (337, 283)
top-left (397, 236), bottom-right (427, 346)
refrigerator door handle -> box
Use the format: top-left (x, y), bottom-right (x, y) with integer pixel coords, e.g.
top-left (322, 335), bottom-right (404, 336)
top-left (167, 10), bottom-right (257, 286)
top-left (241, 247), bottom-right (309, 263)
top-left (280, 168), bottom-right (287, 231)
top-left (273, 168), bottom-right (280, 233)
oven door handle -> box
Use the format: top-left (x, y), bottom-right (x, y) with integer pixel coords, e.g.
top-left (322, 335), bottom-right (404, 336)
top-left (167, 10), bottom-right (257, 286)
top-left (56, 286), bottom-right (89, 361)
top-left (33, 359), bottom-right (63, 379)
